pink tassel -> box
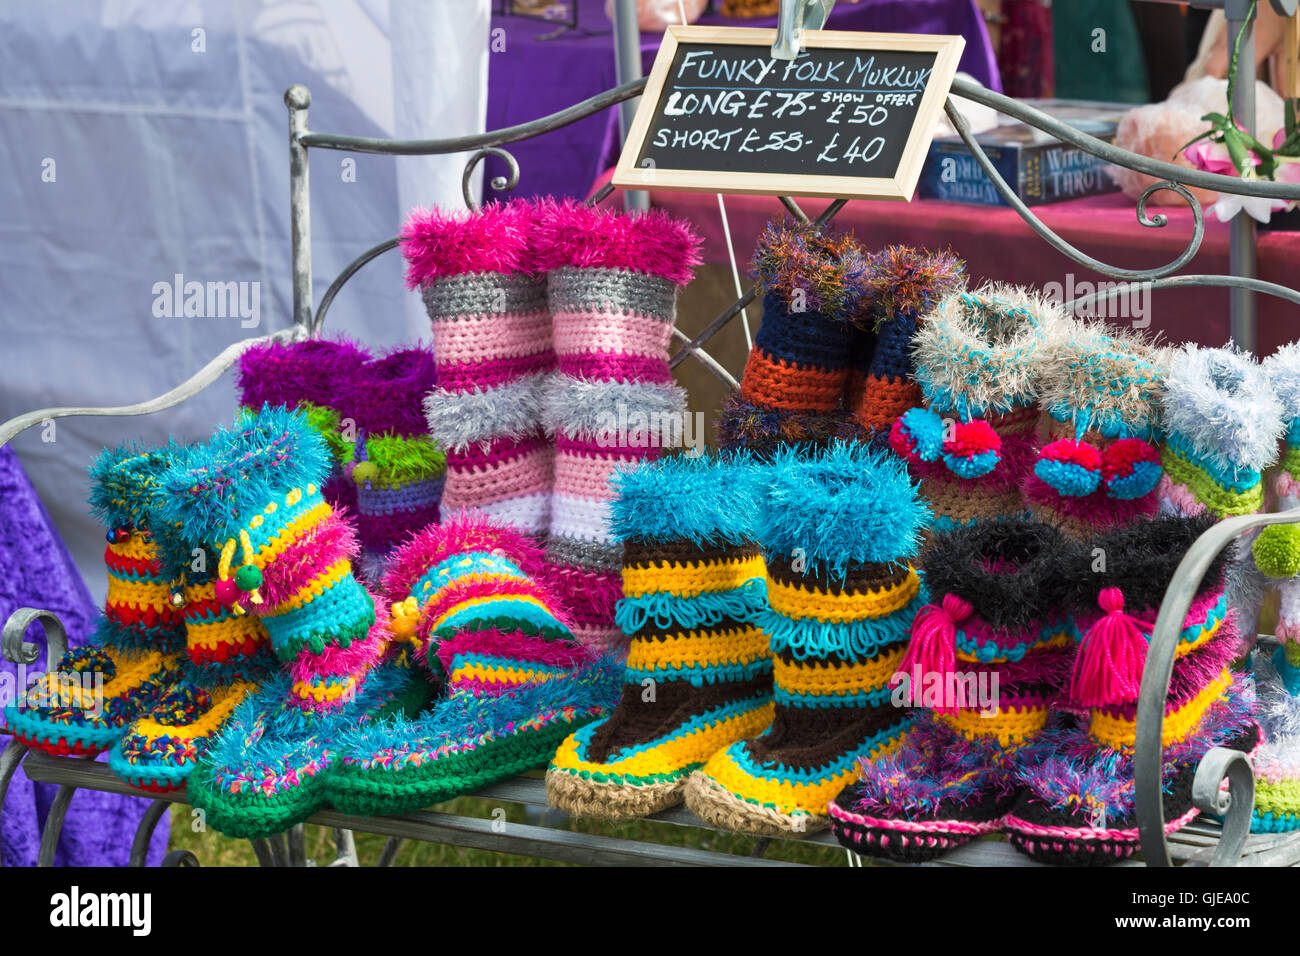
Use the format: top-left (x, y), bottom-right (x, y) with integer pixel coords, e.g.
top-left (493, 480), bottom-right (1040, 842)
top-left (899, 594), bottom-right (973, 712)
top-left (1069, 587), bottom-right (1153, 708)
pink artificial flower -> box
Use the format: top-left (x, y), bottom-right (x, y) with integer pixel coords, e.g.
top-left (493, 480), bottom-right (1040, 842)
top-left (1184, 139), bottom-right (1259, 175)
top-left (1276, 156), bottom-right (1300, 186)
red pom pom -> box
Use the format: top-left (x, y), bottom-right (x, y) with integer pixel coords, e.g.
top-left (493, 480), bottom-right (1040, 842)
top-left (1101, 438), bottom-right (1160, 481)
top-left (1039, 438), bottom-right (1103, 470)
top-left (944, 419), bottom-right (1002, 457)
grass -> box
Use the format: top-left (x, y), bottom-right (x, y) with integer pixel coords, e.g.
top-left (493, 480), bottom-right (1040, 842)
top-left (167, 774), bottom-right (850, 867)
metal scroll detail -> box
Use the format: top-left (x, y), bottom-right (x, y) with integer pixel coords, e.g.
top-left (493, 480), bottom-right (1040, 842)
top-left (3, 607), bottom-right (68, 669)
top-left (1134, 505), bottom-right (1300, 866)
top-left (0, 327), bottom-right (305, 450)
top-left (943, 99), bottom-right (1207, 281)
top-left (462, 147), bottom-right (521, 212)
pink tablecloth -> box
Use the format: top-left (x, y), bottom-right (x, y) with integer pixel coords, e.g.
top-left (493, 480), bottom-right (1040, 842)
top-left (626, 182), bottom-right (1300, 353)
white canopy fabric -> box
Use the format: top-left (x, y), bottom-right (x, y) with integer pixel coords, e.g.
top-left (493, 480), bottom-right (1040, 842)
top-left (0, 0), bottom-right (489, 602)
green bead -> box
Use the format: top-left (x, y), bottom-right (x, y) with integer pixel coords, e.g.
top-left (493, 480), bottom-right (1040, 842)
top-left (234, 564), bottom-right (263, 592)
top-left (1254, 524), bottom-right (1300, 578)
top-left (352, 461), bottom-right (379, 486)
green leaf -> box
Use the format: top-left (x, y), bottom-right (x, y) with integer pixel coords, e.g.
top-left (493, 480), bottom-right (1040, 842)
top-left (1174, 128), bottom-right (1216, 160)
top-left (1222, 128), bottom-right (1251, 174)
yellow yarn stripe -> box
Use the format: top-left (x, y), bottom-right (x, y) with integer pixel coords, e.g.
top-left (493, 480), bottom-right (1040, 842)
top-left (1089, 669), bottom-right (1232, 751)
top-left (269, 558), bottom-right (351, 616)
top-left (419, 571), bottom-right (527, 597)
top-left (430, 593), bottom-right (550, 632)
top-left (1176, 613), bottom-right (1223, 658)
top-left (622, 554), bottom-right (766, 599)
top-left (112, 534), bottom-right (158, 562)
top-left (626, 626), bottom-right (769, 672)
top-left (132, 681), bottom-right (260, 741)
top-left (700, 731), bottom-right (904, 817)
top-left (254, 500), bottom-right (332, 564)
top-left (773, 644), bottom-right (906, 697)
top-left (956, 631), bottom-right (1072, 664)
top-left (449, 661), bottom-right (556, 686)
top-left (551, 701), bottom-right (775, 778)
top-left (292, 674), bottom-right (357, 705)
top-left (185, 615), bottom-right (269, 653)
top-left (766, 568), bottom-right (920, 623)
top-left (937, 702), bottom-right (1050, 748)
top-left (34, 649), bottom-right (183, 709)
top-left (106, 579), bottom-right (172, 615)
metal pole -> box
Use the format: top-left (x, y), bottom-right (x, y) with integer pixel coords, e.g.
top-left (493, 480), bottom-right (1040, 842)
top-left (611, 0), bottom-right (649, 212)
top-left (1226, 0), bottom-right (1258, 353)
top-left (286, 85), bottom-right (313, 332)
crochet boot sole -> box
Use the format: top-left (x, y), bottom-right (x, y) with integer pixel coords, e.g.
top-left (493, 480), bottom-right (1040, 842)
top-left (683, 771), bottom-right (829, 836)
top-left (827, 801), bottom-right (1008, 864)
top-left (326, 714), bottom-right (601, 817)
top-left (544, 766), bottom-right (689, 821)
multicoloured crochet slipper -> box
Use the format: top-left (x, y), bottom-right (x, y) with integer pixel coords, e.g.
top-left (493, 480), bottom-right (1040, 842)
top-left (109, 573), bottom-right (278, 793)
top-left (1024, 322), bottom-right (1169, 540)
top-left (684, 442), bottom-right (930, 835)
top-left (186, 658), bottom-right (426, 839)
top-left (1005, 515), bottom-right (1260, 864)
top-left (546, 455), bottom-right (773, 820)
top-left (326, 513), bottom-right (621, 816)
top-left (1249, 648), bottom-right (1300, 832)
top-left (1253, 341), bottom-right (1300, 666)
top-left (892, 286), bottom-right (1065, 539)
top-left (716, 220), bottom-right (867, 456)
top-left (1158, 345), bottom-right (1283, 650)
top-left (6, 444), bottom-right (188, 756)
top-left (156, 405), bottom-right (392, 713)
top-left (829, 520), bottom-right (1078, 862)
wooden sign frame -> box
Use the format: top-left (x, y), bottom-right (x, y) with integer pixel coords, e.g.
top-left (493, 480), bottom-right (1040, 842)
top-left (612, 26), bottom-right (966, 201)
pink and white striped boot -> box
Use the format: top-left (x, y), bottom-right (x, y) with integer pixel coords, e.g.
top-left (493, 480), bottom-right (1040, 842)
top-left (536, 201), bottom-right (701, 654)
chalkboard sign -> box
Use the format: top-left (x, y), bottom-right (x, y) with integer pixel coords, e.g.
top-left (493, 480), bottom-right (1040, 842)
top-left (613, 26), bottom-right (966, 201)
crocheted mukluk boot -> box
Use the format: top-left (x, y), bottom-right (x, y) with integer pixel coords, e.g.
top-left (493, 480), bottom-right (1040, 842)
top-left (848, 245), bottom-right (966, 441)
top-left (1251, 342), bottom-right (1300, 689)
top-left (828, 520), bottom-right (1078, 862)
top-left (335, 346), bottom-right (444, 582)
top-left (160, 406), bottom-right (414, 838)
top-left (890, 285), bottom-right (1065, 541)
top-left (1004, 516), bottom-right (1261, 864)
top-left (1158, 345), bottom-right (1283, 653)
top-left (684, 441), bottom-right (930, 835)
top-left (716, 220), bottom-right (865, 457)
top-left (327, 513), bottom-right (620, 816)
top-left (537, 200), bottom-right (700, 653)
top-left (546, 454), bottom-right (773, 820)
top-left (1024, 322), bottom-right (1168, 540)
top-left (236, 336), bottom-right (372, 513)
top-left (403, 201), bottom-right (554, 536)
top-left (109, 569), bottom-right (278, 793)
top-left (6, 445), bottom-right (188, 756)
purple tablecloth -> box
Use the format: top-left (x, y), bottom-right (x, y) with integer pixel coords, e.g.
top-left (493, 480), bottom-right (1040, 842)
top-left (0, 445), bottom-right (168, 867)
top-left (486, 0), bottom-right (1000, 201)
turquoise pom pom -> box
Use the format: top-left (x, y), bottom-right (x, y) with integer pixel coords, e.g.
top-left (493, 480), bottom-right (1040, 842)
top-left (898, 407), bottom-right (945, 463)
